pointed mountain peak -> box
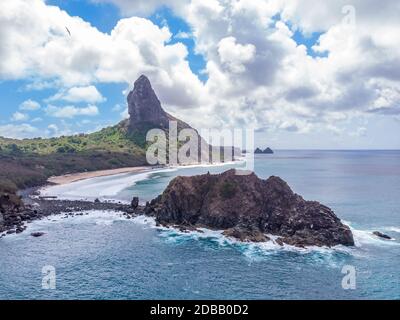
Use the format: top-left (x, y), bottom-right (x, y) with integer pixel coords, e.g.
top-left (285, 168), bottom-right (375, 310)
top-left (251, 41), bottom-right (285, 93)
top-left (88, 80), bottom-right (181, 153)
top-left (127, 75), bottom-right (169, 128)
top-left (134, 74), bottom-right (152, 89)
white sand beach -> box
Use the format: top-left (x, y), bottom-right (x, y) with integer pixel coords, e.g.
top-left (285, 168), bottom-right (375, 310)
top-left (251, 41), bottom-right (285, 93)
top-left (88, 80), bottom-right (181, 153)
top-left (47, 166), bottom-right (154, 185)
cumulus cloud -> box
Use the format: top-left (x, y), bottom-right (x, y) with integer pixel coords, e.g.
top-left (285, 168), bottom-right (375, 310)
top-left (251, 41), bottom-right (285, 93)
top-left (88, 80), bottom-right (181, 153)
top-left (11, 111), bottom-right (29, 121)
top-left (19, 99), bottom-right (41, 111)
top-left (112, 104), bottom-right (123, 111)
top-left (0, 0), bottom-right (204, 109)
top-left (218, 37), bottom-right (256, 73)
top-left (174, 31), bottom-right (192, 39)
top-left (0, 124), bottom-right (39, 138)
top-left (1, 0), bottom-right (399, 143)
top-left (47, 85), bottom-right (105, 103)
top-left (45, 105), bottom-right (99, 118)
top-left (168, 0), bottom-right (400, 134)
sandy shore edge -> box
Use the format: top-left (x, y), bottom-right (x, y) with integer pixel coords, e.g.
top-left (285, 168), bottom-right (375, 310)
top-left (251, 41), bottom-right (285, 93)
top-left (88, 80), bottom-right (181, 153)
top-left (46, 158), bottom-right (244, 186)
top-left (47, 166), bottom-right (155, 185)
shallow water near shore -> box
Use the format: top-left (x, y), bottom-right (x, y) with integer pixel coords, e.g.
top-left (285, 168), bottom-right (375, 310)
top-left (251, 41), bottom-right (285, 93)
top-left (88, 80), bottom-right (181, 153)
top-left (1, 150), bottom-right (399, 299)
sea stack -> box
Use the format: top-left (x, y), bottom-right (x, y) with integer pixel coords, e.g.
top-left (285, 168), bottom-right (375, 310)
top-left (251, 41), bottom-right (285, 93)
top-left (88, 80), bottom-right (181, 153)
top-left (127, 75), bottom-right (171, 129)
top-left (145, 169), bottom-right (354, 247)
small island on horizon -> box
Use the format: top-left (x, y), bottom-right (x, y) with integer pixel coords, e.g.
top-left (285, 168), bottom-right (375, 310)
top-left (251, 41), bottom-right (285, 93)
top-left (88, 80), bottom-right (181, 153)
top-left (254, 147), bottom-right (274, 154)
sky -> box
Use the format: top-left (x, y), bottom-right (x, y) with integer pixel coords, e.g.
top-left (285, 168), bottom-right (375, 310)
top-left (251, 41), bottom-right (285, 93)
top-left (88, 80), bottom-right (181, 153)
top-left (0, 0), bottom-right (399, 149)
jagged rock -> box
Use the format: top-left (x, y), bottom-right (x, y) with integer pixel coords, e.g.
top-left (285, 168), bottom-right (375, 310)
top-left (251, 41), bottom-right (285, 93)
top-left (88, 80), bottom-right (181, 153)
top-left (128, 75), bottom-right (170, 129)
top-left (223, 228), bottom-right (269, 242)
top-left (131, 196), bottom-right (139, 209)
top-left (145, 169), bottom-right (354, 247)
top-left (373, 231), bottom-right (392, 240)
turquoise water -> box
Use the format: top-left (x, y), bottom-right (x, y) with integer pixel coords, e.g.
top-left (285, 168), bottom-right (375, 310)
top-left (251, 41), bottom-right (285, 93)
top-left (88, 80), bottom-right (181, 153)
top-left (0, 150), bottom-right (399, 299)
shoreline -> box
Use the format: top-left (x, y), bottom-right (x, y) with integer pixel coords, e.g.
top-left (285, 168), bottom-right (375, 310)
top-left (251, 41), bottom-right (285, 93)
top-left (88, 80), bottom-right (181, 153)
top-left (1, 159), bottom-right (244, 237)
top-left (45, 158), bottom-right (245, 186)
top-left (46, 166), bottom-right (158, 185)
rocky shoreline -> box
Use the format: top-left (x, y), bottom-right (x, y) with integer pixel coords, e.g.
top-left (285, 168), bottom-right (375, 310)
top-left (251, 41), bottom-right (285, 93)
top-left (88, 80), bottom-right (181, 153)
top-left (0, 194), bottom-right (142, 237)
top-left (144, 169), bottom-right (355, 247)
top-left (1, 170), bottom-right (392, 247)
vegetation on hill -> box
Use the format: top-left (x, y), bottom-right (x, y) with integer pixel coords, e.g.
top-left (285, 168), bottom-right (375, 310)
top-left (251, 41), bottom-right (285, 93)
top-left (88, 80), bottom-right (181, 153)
top-left (0, 120), bottom-right (148, 197)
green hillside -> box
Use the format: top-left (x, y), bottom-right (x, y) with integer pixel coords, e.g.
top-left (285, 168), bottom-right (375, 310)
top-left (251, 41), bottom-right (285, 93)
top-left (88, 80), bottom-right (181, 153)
top-left (0, 120), bottom-right (149, 195)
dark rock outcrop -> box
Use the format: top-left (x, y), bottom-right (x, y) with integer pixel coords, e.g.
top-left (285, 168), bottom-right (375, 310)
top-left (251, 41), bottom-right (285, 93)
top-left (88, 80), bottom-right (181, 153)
top-left (31, 232), bottom-right (45, 237)
top-left (125, 75), bottom-right (238, 164)
top-left (373, 231), bottom-right (392, 240)
top-left (128, 75), bottom-right (171, 129)
top-left (144, 169), bottom-right (354, 247)
top-left (0, 197), bottom-right (141, 237)
top-left (131, 196), bottom-right (139, 209)
top-left (255, 147), bottom-right (274, 154)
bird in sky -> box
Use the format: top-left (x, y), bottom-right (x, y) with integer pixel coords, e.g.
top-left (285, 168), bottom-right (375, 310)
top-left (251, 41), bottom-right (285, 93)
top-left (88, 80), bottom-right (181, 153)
top-left (65, 26), bottom-right (71, 36)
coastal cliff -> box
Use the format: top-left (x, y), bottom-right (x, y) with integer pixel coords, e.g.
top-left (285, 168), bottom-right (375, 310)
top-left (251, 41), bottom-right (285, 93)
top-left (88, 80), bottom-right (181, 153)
top-left (144, 169), bottom-right (354, 247)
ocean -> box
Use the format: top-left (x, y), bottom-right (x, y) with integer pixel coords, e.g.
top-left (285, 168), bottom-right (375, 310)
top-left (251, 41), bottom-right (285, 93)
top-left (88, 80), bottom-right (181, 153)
top-left (0, 150), bottom-right (399, 299)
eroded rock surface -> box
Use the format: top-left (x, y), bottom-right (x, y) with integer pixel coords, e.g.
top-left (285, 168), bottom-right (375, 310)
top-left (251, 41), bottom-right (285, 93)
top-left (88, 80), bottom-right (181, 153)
top-left (145, 169), bottom-right (354, 247)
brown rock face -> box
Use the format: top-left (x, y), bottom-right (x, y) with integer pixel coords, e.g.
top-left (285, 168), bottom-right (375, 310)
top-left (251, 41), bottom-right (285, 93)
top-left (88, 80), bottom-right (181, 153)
top-left (127, 75), bottom-right (170, 129)
top-left (125, 75), bottom-right (238, 164)
top-left (145, 169), bottom-right (354, 247)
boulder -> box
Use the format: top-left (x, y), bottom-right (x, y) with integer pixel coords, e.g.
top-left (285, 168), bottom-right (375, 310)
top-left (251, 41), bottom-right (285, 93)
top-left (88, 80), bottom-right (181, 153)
top-left (31, 232), bottom-right (45, 237)
top-left (131, 196), bottom-right (139, 209)
top-left (145, 169), bottom-right (354, 247)
top-left (373, 231), bottom-right (392, 240)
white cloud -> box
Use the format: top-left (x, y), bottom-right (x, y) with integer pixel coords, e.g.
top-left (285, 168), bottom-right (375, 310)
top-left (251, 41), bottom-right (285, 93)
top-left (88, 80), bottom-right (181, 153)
top-left (11, 111), bottom-right (29, 121)
top-left (0, 0), bottom-right (400, 146)
top-left (90, 0), bottom-right (189, 16)
top-left (0, 0), bottom-right (204, 110)
top-left (112, 103), bottom-right (123, 111)
top-left (0, 123), bottom-right (39, 138)
top-left (19, 99), bottom-right (41, 111)
top-left (120, 107), bottom-right (129, 119)
top-left (48, 85), bottom-right (105, 103)
top-left (45, 105), bottom-right (99, 118)
top-left (218, 37), bottom-right (256, 73)
top-left (47, 124), bottom-right (59, 132)
top-left (174, 31), bottom-right (191, 39)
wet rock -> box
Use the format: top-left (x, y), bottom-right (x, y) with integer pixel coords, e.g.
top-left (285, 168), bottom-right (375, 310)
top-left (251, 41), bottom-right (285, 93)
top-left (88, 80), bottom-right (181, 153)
top-left (131, 197), bottom-right (139, 209)
top-left (145, 169), bottom-right (354, 247)
top-left (31, 232), bottom-right (45, 237)
top-left (223, 228), bottom-right (269, 242)
top-left (373, 231), bottom-right (392, 240)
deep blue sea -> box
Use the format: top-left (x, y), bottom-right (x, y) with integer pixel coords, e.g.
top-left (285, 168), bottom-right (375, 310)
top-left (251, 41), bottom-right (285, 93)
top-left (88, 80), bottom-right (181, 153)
top-left (1, 150), bottom-right (399, 299)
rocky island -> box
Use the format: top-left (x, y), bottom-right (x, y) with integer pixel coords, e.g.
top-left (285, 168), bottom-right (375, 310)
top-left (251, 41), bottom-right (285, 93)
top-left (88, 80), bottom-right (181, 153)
top-left (144, 169), bottom-right (354, 247)
top-left (255, 147), bottom-right (274, 154)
